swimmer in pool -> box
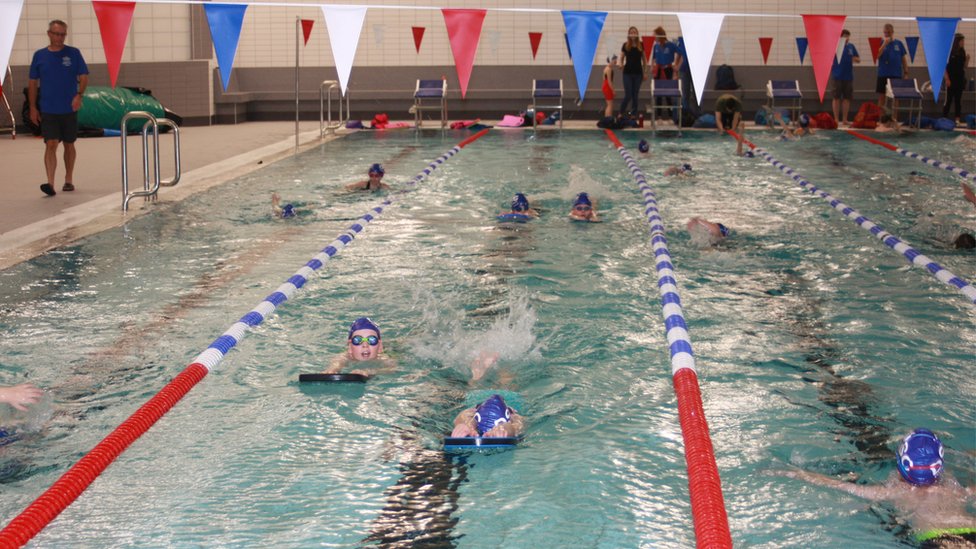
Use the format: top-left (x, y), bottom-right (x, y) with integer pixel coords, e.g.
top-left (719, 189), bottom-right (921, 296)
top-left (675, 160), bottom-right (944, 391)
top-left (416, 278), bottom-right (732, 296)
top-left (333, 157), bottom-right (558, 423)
top-left (664, 163), bottom-right (693, 176)
top-left (781, 428), bottom-right (976, 547)
top-left (325, 317), bottom-right (396, 377)
top-left (638, 139), bottom-right (650, 154)
top-left (686, 216), bottom-right (730, 245)
top-left (0, 384), bottom-right (43, 412)
top-left (501, 193), bottom-right (540, 218)
top-left (772, 111), bottom-right (814, 140)
top-left (569, 192), bottom-right (599, 222)
top-left (346, 163), bottom-right (391, 191)
top-left (953, 232), bottom-right (975, 249)
top-left (271, 192), bottom-right (296, 218)
top-left (450, 393), bottom-right (525, 438)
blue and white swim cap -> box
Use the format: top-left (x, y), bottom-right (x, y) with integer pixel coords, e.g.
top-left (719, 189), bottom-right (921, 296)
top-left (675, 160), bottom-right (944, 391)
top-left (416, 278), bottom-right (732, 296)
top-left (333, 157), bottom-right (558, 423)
top-left (511, 193), bottom-right (529, 212)
top-left (368, 163), bottom-right (385, 176)
top-left (474, 394), bottom-right (512, 435)
top-left (744, 150), bottom-right (755, 158)
top-left (682, 163), bottom-right (692, 172)
top-left (896, 428), bottom-right (943, 486)
top-left (281, 204), bottom-right (295, 218)
top-left (799, 114), bottom-right (810, 127)
top-left (638, 139), bottom-right (650, 153)
top-left (717, 223), bottom-right (730, 237)
top-left (348, 317), bottom-right (381, 339)
top-left (574, 192), bottom-right (592, 207)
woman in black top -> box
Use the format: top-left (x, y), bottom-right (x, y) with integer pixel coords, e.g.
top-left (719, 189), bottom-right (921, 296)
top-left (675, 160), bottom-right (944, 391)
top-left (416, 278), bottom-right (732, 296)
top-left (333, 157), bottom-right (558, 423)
top-left (618, 26), bottom-right (647, 116)
top-left (942, 33), bottom-right (970, 123)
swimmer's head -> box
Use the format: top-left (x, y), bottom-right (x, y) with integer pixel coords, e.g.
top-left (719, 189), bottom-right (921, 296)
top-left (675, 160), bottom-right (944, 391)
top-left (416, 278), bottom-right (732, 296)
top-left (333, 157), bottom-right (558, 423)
top-left (368, 163), bottom-right (385, 177)
top-left (682, 163), bottom-right (692, 172)
top-left (281, 204), bottom-right (296, 218)
top-left (474, 394), bottom-right (512, 435)
top-left (744, 150), bottom-right (755, 158)
top-left (954, 233), bottom-right (976, 249)
top-left (573, 192), bottom-right (592, 207)
top-left (896, 428), bottom-right (944, 486)
top-left (910, 170), bottom-right (920, 176)
top-left (348, 317), bottom-right (380, 340)
top-left (799, 114), bottom-right (810, 128)
top-left (511, 193), bottom-right (529, 212)
top-left (717, 223), bottom-right (730, 237)
top-left (638, 139), bottom-right (650, 153)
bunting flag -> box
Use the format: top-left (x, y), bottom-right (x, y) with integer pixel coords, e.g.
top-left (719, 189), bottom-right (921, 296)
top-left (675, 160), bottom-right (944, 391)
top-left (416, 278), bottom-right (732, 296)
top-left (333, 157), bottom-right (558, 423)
top-left (442, 9), bottom-right (486, 99)
top-left (92, 1), bottom-right (135, 88)
top-left (412, 26), bottom-right (425, 53)
top-left (795, 36), bottom-right (808, 63)
top-left (642, 35), bottom-right (655, 63)
top-left (905, 35), bottom-right (920, 63)
top-left (301, 19), bottom-right (314, 46)
top-left (528, 32), bottom-right (542, 59)
top-left (203, 3), bottom-right (248, 92)
top-left (0, 0), bottom-right (25, 87)
top-left (564, 32), bottom-right (572, 59)
top-left (868, 37), bottom-right (883, 63)
top-left (758, 37), bottom-right (773, 64)
top-left (917, 17), bottom-right (960, 102)
top-left (561, 10), bottom-right (606, 101)
top-left (801, 14), bottom-right (845, 102)
top-left (322, 5), bottom-right (366, 96)
top-left (677, 12), bottom-right (725, 107)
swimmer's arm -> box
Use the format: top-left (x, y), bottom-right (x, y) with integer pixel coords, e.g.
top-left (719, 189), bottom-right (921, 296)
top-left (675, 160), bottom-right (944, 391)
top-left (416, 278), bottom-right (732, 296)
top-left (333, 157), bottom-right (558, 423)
top-left (0, 384), bottom-right (43, 412)
top-left (483, 412), bottom-right (525, 438)
top-left (782, 469), bottom-right (886, 501)
top-left (325, 354), bottom-right (347, 374)
top-left (349, 356), bottom-right (398, 377)
top-left (451, 408), bottom-right (479, 437)
top-left (344, 180), bottom-right (366, 190)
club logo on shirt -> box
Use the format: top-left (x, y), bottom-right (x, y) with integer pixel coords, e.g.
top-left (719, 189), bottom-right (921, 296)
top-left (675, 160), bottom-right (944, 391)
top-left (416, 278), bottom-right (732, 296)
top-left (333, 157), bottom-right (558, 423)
top-left (61, 56), bottom-right (72, 68)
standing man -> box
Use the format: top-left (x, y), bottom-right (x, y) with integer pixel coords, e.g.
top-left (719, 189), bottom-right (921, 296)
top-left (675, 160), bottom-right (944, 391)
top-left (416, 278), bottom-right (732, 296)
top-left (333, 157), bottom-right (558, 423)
top-left (831, 29), bottom-right (860, 126)
top-left (29, 20), bottom-right (88, 197)
top-left (876, 23), bottom-right (908, 108)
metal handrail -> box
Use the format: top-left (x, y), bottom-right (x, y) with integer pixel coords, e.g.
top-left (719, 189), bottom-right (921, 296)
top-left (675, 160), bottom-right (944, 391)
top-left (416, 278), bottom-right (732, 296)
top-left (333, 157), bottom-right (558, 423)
top-left (121, 111), bottom-right (181, 211)
top-left (319, 80), bottom-right (348, 136)
top-left (1, 66), bottom-right (15, 139)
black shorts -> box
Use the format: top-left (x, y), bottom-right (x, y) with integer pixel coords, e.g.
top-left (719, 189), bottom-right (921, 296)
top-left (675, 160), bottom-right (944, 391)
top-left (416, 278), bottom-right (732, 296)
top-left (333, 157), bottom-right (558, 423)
top-left (721, 111), bottom-right (735, 129)
top-left (41, 112), bottom-right (79, 143)
top-left (832, 80), bottom-right (853, 100)
top-left (875, 76), bottom-right (891, 94)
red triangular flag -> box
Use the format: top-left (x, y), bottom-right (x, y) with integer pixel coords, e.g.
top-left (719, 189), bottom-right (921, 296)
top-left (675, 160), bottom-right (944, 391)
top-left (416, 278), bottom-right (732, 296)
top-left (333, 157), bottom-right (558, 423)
top-left (801, 14), bottom-right (846, 102)
top-left (759, 37), bottom-right (773, 64)
top-left (528, 32), bottom-right (542, 59)
top-left (442, 9), bottom-right (486, 99)
top-left (642, 35), bottom-right (655, 63)
top-left (412, 26), bottom-right (425, 53)
top-left (301, 19), bottom-right (314, 46)
top-left (868, 37), bottom-right (883, 63)
top-left (92, 1), bottom-right (135, 87)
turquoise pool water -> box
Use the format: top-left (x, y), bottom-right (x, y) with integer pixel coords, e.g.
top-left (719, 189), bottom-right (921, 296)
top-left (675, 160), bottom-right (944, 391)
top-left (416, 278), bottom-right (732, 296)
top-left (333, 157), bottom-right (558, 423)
top-left (0, 130), bottom-right (973, 547)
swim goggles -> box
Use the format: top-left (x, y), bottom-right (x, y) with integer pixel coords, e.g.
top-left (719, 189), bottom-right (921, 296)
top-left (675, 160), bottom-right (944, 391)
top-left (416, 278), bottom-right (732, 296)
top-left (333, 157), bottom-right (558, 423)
top-left (574, 205), bottom-right (592, 212)
top-left (350, 335), bottom-right (379, 346)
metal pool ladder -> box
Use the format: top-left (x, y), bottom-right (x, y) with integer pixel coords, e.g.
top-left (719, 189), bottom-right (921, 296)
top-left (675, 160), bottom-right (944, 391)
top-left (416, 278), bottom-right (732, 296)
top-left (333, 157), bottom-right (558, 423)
top-left (320, 80), bottom-right (349, 136)
top-left (121, 111), bottom-right (181, 211)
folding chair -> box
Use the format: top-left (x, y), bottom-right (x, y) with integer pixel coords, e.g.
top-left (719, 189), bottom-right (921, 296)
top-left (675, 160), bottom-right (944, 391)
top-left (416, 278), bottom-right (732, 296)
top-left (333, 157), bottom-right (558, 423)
top-left (531, 79), bottom-right (563, 129)
top-left (886, 78), bottom-right (923, 129)
top-left (650, 79), bottom-right (682, 135)
top-left (766, 80), bottom-right (802, 124)
top-left (413, 79), bottom-right (448, 129)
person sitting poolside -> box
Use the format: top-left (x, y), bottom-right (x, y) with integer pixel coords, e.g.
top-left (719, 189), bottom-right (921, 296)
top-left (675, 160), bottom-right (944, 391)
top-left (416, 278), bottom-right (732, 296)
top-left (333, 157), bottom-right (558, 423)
top-left (664, 163), bottom-right (693, 176)
top-left (450, 393), bottom-right (525, 438)
top-left (325, 317), bottom-right (396, 377)
top-left (686, 216), bottom-right (730, 245)
top-left (271, 192), bottom-right (296, 218)
top-left (346, 163), bottom-right (390, 191)
top-left (502, 193), bottom-right (540, 218)
top-left (0, 384), bottom-right (43, 412)
top-left (569, 192), bottom-right (599, 222)
top-left (781, 428), bottom-right (976, 547)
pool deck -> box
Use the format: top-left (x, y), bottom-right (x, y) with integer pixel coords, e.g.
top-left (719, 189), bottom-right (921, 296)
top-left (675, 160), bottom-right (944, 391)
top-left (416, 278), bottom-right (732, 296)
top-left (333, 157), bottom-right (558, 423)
top-left (0, 118), bottom-right (725, 270)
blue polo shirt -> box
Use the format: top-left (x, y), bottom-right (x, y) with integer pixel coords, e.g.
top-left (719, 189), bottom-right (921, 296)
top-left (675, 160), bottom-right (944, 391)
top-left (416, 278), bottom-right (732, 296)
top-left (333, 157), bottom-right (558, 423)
top-left (652, 41), bottom-right (680, 66)
top-left (29, 46), bottom-right (89, 114)
top-left (831, 43), bottom-right (859, 81)
top-left (877, 39), bottom-right (906, 78)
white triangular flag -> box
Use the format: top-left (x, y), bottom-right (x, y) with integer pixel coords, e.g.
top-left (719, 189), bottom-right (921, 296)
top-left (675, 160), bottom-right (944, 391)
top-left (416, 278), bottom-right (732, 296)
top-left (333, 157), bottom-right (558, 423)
top-left (321, 5), bottom-right (367, 96)
top-left (677, 12), bottom-right (725, 107)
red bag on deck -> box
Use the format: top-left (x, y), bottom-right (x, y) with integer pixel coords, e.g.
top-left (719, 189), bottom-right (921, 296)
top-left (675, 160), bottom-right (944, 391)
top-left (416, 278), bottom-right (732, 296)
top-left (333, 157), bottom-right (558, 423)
top-left (812, 112), bottom-right (837, 129)
top-left (852, 103), bottom-right (882, 129)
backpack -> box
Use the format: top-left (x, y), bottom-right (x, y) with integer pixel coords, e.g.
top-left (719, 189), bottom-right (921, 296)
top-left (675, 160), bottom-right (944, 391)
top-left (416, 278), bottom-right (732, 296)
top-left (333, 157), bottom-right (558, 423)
top-left (811, 112), bottom-right (837, 129)
top-left (693, 114), bottom-right (717, 128)
top-left (852, 103), bottom-right (882, 129)
top-left (715, 64), bottom-right (739, 90)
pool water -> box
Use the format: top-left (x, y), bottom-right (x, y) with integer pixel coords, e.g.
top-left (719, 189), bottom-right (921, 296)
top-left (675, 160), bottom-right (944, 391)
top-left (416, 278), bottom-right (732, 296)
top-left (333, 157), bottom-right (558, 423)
top-left (0, 130), bottom-right (973, 548)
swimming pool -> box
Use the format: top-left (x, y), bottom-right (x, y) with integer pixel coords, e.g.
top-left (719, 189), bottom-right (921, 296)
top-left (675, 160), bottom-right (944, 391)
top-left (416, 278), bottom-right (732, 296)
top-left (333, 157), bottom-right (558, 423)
top-left (0, 129), bottom-right (973, 547)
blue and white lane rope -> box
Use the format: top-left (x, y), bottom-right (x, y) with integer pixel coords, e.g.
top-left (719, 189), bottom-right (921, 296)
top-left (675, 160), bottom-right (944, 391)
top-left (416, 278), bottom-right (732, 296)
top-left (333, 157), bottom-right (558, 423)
top-left (846, 130), bottom-right (976, 183)
top-left (192, 131), bottom-right (489, 372)
top-left (605, 131), bottom-right (696, 375)
top-left (753, 146), bottom-right (976, 304)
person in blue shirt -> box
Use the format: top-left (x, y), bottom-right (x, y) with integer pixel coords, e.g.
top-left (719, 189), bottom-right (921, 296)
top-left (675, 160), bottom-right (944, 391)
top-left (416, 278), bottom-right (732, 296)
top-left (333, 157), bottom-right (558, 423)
top-left (28, 20), bottom-right (89, 197)
top-left (831, 29), bottom-right (861, 126)
top-left (650, 26), bottom-right (683, 117)
top-left (876, 23), bottom-right (908, 108)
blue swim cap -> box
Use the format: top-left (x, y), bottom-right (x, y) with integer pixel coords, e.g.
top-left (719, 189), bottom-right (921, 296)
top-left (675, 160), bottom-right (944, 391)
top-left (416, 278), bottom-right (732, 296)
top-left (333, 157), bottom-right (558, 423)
top-left (368, 163), bottom-right (385, 176)
top-left (717, 223), bottom-right (730, 237)
top-left (281, 204), bottom-right (295, 218)
top-left (896, 428), bottom-right (944, 486)
top-left (638, 139), bottom-right (650, 153)
top-left (682, 163), bottom-right (692, 172)
top-left (744, 150), bottom-right (755, 158)
top-left (511, 193), bottom-right (529, 212)
top-left (348, 317), bottom-right (380, 340)
top-left (799, 114), bottom-right (810, 128)
top-left (474, 394), bottom-right (512, 435)
top-left (573, 192), bottom-right (592, 207)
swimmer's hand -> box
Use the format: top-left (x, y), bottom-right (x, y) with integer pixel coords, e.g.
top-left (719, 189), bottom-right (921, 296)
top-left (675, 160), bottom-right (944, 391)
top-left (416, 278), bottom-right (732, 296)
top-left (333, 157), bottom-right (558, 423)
top-left (348, 369), bottom-right (371, 378)
top-left (0, 384), bottom-right (44, 412)
top-left (451, 423), bottom-right (479, 437)
top-left (481, 424), bottom-right (516, 438)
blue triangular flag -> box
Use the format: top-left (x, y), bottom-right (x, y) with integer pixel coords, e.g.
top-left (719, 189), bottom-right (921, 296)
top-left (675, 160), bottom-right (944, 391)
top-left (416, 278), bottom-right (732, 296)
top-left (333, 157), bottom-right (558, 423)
top-left (796, 36), bottom-right (808, 64)
top-left (905, 36), bottom-right (920, 63)
top-left (564, 32), bottom-right (572, 60)
top-left (561, 10), bottom-right (607, 101)
top-left (916, 17), bottom-right (959, 102)
top-left (203, 3), bottom-right (248, 92)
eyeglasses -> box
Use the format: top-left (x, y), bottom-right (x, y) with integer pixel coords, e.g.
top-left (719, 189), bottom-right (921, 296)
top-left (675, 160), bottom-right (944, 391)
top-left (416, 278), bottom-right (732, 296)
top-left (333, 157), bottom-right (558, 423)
top-left (350, 334), bottom-right (379, 346)
top-left (574, 205), bottom-right (592, 212)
